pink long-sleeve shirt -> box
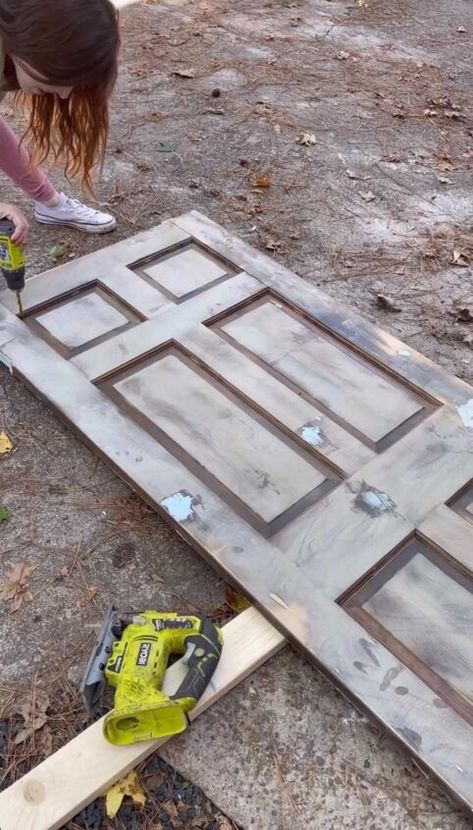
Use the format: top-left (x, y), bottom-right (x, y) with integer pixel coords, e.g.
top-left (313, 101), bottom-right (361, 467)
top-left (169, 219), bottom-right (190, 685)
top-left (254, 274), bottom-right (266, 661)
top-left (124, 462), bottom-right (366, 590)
top-left (0, 40), bottom-right (56, 203)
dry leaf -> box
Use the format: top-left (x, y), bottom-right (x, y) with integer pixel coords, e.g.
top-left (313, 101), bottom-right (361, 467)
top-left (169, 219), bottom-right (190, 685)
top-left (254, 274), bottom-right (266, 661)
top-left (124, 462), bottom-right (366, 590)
top-left (455, 298), bottom-right (473, 322)
top-left (105, 771), bottom-right (147, 819)
top-left (34, 724), bottom-right (53, 757)
top-left (433, 157), bottom-right (454, 172)
top-left (336, 50), bottom-right (350, 60)
top-left (171, 69), bottom-right (195, 78)
top-left (445, 109), bottom-right (464, 120)
top-left (13, 690), bottom-right (50, 745)
top-left (297, 132), bottom-right (316, 147)
top-left (376, 294), bottom-right (401, 313)
top-left (0, 431), bottom-right (13, 454)
top-left (381, 154), bottom-right (403, 163)
top-left (250, 173), bottom-right (272, 188)
top-left (360, 191), bottom-right (376, 202)
top-left (0, 562), bottom-right (35, 612)
top-left (457, 26), bottom-right (466, 33)
top-left (218, 820), bottom-right (234, 830)
top-left (225, 585), bottom-right (251, 613)
top-left (452, 250), bottom-right (470, 267)
top-left (163, 799), bottom-right (179, 819)
top-left (424, 108), bottom-right (437, 117)
top-left (76, 586), bottom-right (99, 610)
top-left (265, 238), bottom-right (283, 252)
top-left (437, 175), bottom-right (451, 184)
top-left (456, 306), bottom-right (473, 323)
top-left (346, 170), bottom-right (371, 181)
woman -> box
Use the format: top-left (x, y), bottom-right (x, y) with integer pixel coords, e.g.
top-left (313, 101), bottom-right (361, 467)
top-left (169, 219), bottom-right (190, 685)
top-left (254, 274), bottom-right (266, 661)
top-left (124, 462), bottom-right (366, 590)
top-left (0, 0), bottom-right (120, 245)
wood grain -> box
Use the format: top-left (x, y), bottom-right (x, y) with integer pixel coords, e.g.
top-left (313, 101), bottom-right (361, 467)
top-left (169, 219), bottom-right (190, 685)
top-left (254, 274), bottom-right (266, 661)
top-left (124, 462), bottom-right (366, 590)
top-left (361, 548), bottom-right (473, 702)
top-left (418, 504), bottom-right (473, 573)
top-left (274, 406), bottom-right (473, 596)
top-left (172, 211), bottom-right (473, 408)
top-left (36, 293), bottom-right (128, 349)
top-left (0, 221), bottom-right (190, 315)
top-left (72, 271), bottom-right (264, 381)
top-left (221, 299), bottom-right (423, 444)
top-left (144, 245), bottom-right (229, 297)
top-left (112, 352), bottom-right (325, 523)
top-left (181, 324), bottom-right (374, 475)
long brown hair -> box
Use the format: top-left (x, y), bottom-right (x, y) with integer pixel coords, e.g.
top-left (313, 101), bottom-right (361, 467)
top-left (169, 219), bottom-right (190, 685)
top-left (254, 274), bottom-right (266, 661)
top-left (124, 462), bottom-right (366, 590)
top-left (0, 0), bottom-right (120, 191)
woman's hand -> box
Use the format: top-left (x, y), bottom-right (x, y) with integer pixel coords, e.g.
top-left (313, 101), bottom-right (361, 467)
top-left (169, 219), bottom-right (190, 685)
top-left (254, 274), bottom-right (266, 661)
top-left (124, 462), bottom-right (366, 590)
top-left (0, 203), bottom-right (28, 245)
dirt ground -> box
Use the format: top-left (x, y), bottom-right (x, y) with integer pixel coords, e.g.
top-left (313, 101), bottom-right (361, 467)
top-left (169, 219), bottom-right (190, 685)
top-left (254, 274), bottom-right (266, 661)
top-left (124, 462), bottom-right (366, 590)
top-left (1, 0), bottom-right (473, 827)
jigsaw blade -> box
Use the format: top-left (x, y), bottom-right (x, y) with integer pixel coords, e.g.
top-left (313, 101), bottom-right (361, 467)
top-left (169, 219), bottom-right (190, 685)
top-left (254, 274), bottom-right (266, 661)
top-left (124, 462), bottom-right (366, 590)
top-left (80, 604), bottom-right (119, 717)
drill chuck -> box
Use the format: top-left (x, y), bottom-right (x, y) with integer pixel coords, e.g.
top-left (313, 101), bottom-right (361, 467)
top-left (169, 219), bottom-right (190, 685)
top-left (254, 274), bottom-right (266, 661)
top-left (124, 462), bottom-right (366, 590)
top-left (3, 265), bottom-right (25, 292)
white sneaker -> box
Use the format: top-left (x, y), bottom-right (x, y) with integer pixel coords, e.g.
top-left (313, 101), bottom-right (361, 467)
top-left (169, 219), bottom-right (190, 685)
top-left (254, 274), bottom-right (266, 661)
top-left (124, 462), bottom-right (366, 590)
top-left (34, 192), bottom-right (116, 234)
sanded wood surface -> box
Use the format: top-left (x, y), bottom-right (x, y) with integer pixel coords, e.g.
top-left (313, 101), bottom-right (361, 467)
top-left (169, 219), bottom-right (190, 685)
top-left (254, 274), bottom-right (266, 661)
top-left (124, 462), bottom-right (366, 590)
top-left (111, 353), bottom-right (327, 525)
top-left (144, 245), bottom-right (229, 297)
top-left (0, 608), bottom-right (286, 830)
top-left (1, 211), bottom-right (473, 810)
top-left (221, 300), bottom-right (423, 445)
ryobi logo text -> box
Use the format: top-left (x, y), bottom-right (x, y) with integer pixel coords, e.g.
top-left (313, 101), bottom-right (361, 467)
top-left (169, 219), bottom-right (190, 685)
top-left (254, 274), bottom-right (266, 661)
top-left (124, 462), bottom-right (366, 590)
top-left (136, 642), bottom-right (151, 667)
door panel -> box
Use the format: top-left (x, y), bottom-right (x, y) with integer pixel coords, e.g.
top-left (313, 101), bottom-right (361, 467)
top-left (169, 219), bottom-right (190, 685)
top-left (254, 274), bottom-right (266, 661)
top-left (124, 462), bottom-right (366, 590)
top-left (106, 349), bottom-right (334, 531)
top-left (1, 211), bottom-right (473, 809)
top-left (219, 299), bottom-right (424, 444)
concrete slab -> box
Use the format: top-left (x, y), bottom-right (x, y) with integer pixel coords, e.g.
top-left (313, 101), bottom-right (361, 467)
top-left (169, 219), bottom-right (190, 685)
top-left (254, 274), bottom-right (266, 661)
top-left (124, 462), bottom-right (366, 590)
top-left (161, 648), bottom-right (472, 829)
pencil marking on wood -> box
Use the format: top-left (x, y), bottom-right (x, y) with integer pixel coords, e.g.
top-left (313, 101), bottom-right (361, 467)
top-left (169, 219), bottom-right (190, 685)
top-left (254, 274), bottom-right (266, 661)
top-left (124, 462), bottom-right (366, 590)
top-left (398, 726), bottom-right (422, 752)
top-left (380, 665), bottom-right (403, 691)
top-left (359, 638), bottom-right (380, 667)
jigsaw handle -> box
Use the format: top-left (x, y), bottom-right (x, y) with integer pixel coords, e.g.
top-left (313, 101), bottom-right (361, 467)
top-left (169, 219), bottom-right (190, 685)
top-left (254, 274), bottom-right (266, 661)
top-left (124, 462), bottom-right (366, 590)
top-left (171, 617), bottom-right (223, 707)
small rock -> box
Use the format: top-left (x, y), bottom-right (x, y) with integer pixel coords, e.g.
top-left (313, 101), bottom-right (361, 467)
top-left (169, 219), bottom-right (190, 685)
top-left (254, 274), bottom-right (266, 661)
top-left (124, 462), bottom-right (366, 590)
top-left (376, 293), bottom-right (402, 312)
top-left (112, 542), bottom-right (136, 569)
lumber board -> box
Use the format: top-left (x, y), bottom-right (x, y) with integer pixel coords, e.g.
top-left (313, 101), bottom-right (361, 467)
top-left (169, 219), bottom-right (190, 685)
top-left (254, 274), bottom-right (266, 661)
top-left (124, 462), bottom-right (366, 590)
top-left (0, 608), bottom-right (286, 830)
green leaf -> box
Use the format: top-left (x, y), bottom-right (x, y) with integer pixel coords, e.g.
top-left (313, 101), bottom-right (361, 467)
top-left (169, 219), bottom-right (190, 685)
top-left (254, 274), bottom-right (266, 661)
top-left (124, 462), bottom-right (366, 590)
top-left (48, 243), bottom-right (66, 261)
top-left (156, 141), bottom-right (176, 153)
top-left (0, 506), bottom-right (10, 524)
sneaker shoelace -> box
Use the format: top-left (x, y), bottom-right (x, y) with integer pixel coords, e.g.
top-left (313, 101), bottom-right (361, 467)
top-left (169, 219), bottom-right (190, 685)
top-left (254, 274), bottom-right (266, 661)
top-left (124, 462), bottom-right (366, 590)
top-left (63, 196), bottom-right (100, 218)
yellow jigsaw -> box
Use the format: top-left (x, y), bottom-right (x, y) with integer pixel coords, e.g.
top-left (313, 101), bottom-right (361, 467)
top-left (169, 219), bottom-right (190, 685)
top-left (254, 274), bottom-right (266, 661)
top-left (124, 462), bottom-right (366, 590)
top-left (81, 606), bottom-right (223, 745)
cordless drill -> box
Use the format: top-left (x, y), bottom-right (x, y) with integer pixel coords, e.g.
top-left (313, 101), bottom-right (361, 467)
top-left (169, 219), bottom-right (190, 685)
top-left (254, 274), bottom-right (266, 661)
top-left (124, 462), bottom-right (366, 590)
top-left (0, 218), bottom-right (25, 317)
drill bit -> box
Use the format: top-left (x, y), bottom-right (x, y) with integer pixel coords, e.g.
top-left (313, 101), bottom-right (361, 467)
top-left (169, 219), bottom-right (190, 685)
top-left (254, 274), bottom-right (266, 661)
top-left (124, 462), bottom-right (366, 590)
top-left (16, 291), bottom-right (24, 318)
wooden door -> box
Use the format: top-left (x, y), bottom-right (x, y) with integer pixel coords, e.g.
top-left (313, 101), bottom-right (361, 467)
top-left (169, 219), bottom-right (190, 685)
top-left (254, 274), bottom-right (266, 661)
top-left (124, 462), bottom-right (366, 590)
top-left (1, 211), bottom-right (473, 809)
